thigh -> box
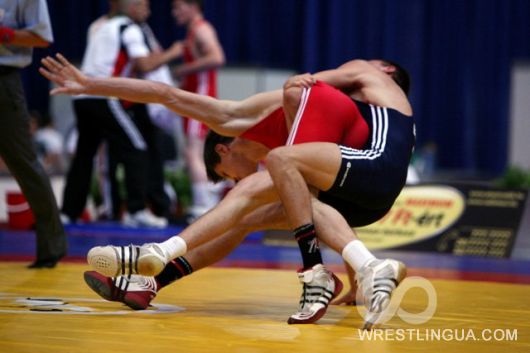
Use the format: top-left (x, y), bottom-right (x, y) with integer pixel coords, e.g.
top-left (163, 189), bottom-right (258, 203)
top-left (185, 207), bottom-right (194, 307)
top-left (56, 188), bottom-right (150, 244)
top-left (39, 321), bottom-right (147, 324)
top-left (225, 170), bottom-right (280, 207)
top-left (268, 142), bottom-right (342, 192)
top-left (238, 202), bottom-right (289, 231)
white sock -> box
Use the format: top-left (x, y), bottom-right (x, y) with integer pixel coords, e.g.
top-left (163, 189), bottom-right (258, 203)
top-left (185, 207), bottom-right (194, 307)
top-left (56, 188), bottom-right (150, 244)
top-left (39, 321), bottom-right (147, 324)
top-left (159, 236), bottom-right (187, 259)
top-left (342, 240), bottom-right (376, 272)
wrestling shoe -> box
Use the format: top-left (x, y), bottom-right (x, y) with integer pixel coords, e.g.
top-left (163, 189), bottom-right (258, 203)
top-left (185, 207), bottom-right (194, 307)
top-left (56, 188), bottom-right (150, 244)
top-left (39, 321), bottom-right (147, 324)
top-left (83, 271), bottom-right (158, 310)
top-left (288, 264), bottom-right (344, 324)
top-left (87, 243), bottom-right (169, 277)
top-left (355, 258), bottom-right (407, 330)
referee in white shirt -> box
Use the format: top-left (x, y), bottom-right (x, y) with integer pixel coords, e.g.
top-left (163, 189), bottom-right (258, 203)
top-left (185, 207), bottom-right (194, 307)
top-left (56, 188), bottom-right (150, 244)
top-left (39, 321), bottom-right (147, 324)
top-left (0, 0), bottom-right (66, 268)
top-left (61, 0), bottom-right (180, 227)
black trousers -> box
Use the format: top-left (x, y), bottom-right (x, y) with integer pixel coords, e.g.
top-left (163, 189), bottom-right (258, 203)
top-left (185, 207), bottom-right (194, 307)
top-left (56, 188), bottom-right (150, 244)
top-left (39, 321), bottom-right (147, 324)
top-left (62, 99), bottom-right (167, 219)
top-left (0, 69), bottom-right (66, 261)
top-left (106, 119), bottom-right (170, 218)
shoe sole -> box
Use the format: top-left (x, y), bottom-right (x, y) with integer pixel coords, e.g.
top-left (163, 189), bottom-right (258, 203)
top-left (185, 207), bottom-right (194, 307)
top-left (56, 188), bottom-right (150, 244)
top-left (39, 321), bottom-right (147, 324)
top-left (362, 261), bottom-right (407, 330)
top-left (83, 271), bottom-right (150, 310)
top-left (287, 273), bottom-right (344, 324)
top-left (83, 271), bottom-right (116, 302)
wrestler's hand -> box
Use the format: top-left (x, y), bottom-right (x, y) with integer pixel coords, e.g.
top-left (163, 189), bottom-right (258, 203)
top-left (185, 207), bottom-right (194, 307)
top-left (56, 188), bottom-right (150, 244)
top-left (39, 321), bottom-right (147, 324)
top-left (283, 73), bottom-right (316, 90)
top-left (167, 41), bottom-right (184, 59)
top-left (39, 53), bottom-right (89, 95)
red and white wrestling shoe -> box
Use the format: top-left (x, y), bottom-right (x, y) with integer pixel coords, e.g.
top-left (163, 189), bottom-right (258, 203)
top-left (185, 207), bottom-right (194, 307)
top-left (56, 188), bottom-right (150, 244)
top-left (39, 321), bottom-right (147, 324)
top-left (288, 264), bottom-right (343, 324)
top-left (83, 271), bottom-right (158, 310)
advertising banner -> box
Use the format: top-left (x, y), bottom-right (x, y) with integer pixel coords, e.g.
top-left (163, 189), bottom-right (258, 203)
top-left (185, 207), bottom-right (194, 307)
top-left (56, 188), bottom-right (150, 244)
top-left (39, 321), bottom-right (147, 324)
top-left (357, 184), bottom-right (528, 258)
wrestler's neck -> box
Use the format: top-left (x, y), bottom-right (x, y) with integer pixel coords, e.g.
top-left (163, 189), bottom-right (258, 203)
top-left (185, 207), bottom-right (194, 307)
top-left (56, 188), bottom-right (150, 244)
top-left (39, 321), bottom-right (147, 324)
top-left (187, 14), bottom-right (204, 30)
top-left (231, 138), bottom-right (269, 163)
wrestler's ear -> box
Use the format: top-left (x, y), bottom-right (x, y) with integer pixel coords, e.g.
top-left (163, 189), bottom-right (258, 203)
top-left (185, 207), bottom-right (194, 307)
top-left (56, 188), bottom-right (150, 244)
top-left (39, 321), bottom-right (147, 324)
top-left (381, 64), bottom-right (396, 74)
top-left (215, 143), bottom-right (229, 156)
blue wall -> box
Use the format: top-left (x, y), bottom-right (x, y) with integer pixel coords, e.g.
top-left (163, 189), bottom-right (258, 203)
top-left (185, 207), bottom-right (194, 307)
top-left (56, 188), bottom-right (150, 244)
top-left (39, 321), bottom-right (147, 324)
top-left (24, 0), bottom-right (530, 176)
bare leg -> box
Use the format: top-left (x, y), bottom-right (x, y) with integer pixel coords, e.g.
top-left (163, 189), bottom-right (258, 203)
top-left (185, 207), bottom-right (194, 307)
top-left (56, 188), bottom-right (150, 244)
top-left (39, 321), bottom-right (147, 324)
top-left (184, 202), bottom-right (288, 270)
top-left (164, 170), bottom-right (279, 254)
top-left (265, 142), bottom-right (341, 229)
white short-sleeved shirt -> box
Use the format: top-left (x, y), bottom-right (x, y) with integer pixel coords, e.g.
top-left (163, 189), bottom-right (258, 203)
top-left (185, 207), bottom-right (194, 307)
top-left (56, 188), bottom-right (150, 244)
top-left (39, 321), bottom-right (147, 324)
top-left (0, 0), bottom-right (54, 68)
top-left (80, 16), bottom-right (150, 79)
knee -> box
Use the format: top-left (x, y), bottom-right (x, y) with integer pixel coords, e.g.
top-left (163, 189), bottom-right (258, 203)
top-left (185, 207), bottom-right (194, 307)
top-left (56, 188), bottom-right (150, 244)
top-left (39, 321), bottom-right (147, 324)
top-left (265, 146), bottom-right (292, 171)
top-left (225, 176), bottom-right (256, 201)
top-left (283, 86), bottom-right (303, 114)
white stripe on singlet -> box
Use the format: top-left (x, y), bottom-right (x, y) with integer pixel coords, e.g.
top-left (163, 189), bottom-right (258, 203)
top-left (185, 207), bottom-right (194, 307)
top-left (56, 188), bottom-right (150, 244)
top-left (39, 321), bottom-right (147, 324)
top-left (107, 99), bottom-right (147, 150)
top-left (339, 105), bottom-right (389, 160)
top-left (286, 87), bottom-right (311, 146)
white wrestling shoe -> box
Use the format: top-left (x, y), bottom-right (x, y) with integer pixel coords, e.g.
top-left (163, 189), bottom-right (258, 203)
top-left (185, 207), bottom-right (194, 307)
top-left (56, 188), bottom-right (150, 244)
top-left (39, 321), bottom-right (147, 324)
top-left (288, 264), bottom-right (343, 324)
top-left (87, 243), bottom-right (169, 277)
top-left (356, 258), bottom-right (407, 330)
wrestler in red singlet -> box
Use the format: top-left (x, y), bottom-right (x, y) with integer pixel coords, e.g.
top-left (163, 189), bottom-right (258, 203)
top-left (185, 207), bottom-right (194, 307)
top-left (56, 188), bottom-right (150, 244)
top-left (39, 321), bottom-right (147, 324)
top-left (241, 81), bottom-right (370, 151)
top-left (181, 19), bottom-right (218, 138)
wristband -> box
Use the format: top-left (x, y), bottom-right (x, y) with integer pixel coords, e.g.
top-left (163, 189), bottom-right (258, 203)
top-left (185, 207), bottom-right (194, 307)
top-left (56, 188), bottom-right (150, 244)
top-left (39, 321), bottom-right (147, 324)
top-left (0, 27), bottom-right (15, 44)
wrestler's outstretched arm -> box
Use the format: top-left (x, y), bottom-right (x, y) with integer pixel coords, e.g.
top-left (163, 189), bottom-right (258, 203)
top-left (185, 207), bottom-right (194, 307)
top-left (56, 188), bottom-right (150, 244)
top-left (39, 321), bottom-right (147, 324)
top-left (39, 53), bottom-right (282, 136)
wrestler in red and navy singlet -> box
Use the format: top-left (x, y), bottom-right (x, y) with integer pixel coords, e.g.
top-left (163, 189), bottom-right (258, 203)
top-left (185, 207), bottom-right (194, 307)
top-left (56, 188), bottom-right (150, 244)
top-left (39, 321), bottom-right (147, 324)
top-left (240, 81), bottom-right (415, 227)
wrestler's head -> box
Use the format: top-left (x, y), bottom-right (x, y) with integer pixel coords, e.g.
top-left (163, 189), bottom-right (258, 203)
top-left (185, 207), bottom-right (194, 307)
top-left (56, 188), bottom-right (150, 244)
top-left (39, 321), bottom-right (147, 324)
top-left (119, 0), bottom-right (150, 23)
top-left (204, 131), bottom-right (259, 183)
top-left (172, 0), bottom-right (203, 26)
top-left (368, 59), bottom-right (410, 95)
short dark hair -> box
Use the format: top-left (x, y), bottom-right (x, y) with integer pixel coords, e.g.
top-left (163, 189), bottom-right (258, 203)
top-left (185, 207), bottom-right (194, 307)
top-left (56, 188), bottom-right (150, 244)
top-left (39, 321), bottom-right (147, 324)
top-left (203, 130), bottom-right (234, 183)
top-left (182, 0), bottom-right (203, 10)
top-left (383, 60), bottom-right (411, 95)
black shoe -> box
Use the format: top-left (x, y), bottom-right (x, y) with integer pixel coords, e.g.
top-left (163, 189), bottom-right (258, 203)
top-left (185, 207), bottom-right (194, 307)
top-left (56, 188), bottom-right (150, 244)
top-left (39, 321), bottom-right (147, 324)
top-left (28, 255), bottom-right (64, 269)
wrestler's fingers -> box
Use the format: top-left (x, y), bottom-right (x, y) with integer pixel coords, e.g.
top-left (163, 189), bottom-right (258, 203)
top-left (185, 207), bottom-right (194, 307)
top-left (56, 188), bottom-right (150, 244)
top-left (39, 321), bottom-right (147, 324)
top-left (39, 67), bottom-right (59, 83)
top-left (56, 53), bottom-right (72, 68)
top-left (42, 56), bottom-right (63, 73)
top-left (50, 87), bottom-right (69, 96)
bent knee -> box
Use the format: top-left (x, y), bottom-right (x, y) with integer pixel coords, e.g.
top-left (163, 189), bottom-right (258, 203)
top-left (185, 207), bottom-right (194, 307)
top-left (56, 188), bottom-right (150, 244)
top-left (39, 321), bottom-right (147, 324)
top-left (283, 86), bottom-right (303, 113)
top-left (265, 146), bottom-right (293, 169)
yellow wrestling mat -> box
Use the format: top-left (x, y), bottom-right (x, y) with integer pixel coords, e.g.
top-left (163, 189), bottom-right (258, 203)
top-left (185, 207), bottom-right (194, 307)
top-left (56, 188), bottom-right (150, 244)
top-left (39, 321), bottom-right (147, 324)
top-left (0, 262), bottom-right (529, 353)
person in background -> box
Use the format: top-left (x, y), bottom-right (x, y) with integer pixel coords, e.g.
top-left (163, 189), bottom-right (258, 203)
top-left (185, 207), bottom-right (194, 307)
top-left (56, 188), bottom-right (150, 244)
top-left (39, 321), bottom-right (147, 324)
top-left (171, 0), bottom-right (225, 221)
top-left (60, 0), bottom-right (180, 227)
top-left (29, 110), bottom-right (65, 174)
top-left (0, 0), bottom-right (66, 268)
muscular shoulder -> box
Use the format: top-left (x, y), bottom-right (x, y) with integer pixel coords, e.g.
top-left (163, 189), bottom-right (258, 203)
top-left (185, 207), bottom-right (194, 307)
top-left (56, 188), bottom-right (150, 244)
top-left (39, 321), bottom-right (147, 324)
top-left (194, 21), bottom-right (219, 43)
top-left (338, 59), bottom-right (372, 70)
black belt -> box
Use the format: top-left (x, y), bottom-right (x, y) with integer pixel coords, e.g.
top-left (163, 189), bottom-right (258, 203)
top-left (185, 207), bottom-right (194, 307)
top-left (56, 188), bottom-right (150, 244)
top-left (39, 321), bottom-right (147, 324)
top-left (0, 65), bottom-right (18, 76)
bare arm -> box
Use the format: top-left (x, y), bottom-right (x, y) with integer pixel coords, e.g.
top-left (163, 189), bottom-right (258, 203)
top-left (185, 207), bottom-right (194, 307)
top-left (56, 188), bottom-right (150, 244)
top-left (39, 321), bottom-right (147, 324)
top-left (174, 24), bottom-right (225, 78)
top-left (134, 42), bottom-right (183, 73)
top-left (39, 54), bottom-right (280, 136)
top-left (1, 27), bottom-right (50, 48)
top-left (311, 60), bottom-right (372, 94)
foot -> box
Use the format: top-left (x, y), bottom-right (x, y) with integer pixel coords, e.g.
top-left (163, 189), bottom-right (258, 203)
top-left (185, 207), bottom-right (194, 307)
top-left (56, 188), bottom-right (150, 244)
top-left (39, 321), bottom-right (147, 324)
top-left (288, 264), bottom-right (343, 324)
top-left (122, 209), bottom-right (168, 228)
top-left (83, 271), bottom-right (158, 310)
top-left (356, 259), bottom-right (407, 330)
top-left (28, 254), bottom-right (65, 269)
top-left (87, 243), bottom-right (169, 277)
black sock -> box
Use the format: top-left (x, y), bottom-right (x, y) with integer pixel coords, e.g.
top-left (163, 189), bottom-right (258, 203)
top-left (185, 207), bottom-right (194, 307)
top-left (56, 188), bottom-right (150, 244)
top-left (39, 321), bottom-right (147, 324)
top-left (293, 223), bottom-right (323, 269)
top-left (155, 256), bottom-right (193, 289)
